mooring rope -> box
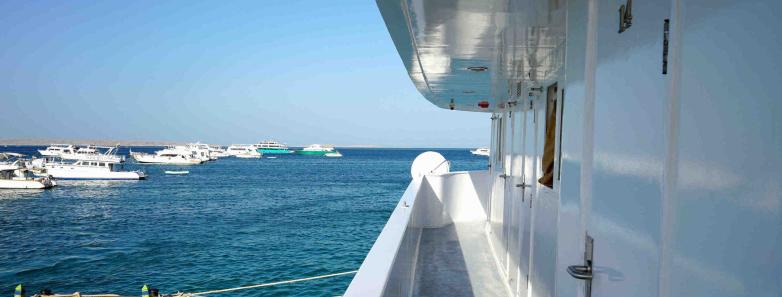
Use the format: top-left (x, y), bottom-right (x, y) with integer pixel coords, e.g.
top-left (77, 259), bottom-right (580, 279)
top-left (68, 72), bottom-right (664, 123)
top-left (24, 270), bottom-right (358, 297)
top-left (186, 270), bottom-right (358, 296)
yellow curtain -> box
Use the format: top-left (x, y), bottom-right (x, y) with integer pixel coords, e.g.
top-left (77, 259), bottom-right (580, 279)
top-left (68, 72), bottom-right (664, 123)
top-left (538, 99), bottom-right (556, 188)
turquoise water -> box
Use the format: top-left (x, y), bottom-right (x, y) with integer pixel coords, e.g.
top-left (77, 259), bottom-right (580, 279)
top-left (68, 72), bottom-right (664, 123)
top-left (0, 147), bottom-right (486, 296)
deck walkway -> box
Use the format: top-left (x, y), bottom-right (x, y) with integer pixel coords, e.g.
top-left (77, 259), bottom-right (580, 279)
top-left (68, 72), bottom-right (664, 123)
top-left (413, 222), bottom-right (510, 297)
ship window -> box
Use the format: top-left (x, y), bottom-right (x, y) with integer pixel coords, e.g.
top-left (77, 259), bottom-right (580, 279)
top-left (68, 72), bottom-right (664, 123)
top-left (538, 83), bottom-right (558, 188)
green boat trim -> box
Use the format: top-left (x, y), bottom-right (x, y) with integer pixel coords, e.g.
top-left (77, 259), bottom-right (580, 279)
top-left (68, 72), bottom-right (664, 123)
top-left (294, 150), bottom-right (329, 155)
top-left (257, 148), bottom-right (294, 154)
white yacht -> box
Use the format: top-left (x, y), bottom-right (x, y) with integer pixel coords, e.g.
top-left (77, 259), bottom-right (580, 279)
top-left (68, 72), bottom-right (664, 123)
top-left (130, 148), bottom-right (203, 165)
top-left (208, 145), bottom-right (229, 158)
top-left (294, 144), bottom-right (335, 155)
top-left (38, 144), bottom-right (76, 157)
top-left (0, 153), bottom-right (56, 189)
top-left (185, 143), bottom-right (213, 162)
top-left (59, 145), bottom-right (125, 163)
top-left (470, 147), bottom-right (490, 156)
top-left (38, 159), bottom-right (145, 180)
top-left (227, 144), bottom-right (262, 158)
top-left (346, 1), bottom-right (782, 297)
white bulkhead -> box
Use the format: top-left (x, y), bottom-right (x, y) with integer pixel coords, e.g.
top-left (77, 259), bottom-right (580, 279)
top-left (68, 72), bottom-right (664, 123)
top-left (347, 0), bottom-right (782, 296)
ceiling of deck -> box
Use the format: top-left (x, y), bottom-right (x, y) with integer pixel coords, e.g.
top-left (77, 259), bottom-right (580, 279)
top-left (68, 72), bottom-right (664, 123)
top-left (377, 0), bottom-right (566, 112)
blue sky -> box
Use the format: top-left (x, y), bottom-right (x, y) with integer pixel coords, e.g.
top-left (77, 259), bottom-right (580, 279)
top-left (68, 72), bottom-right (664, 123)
top-left (0, 1), bottom-right (489, 147)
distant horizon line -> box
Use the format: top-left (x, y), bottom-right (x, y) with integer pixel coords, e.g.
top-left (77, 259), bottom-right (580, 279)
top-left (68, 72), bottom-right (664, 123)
top-left (0, 139), bottom-right (484, 149)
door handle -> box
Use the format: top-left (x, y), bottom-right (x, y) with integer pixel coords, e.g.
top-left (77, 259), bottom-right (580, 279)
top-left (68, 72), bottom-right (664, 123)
top-left (516, 183), bottom-right (530, 188)
top-left (499, 174), bottom-right (509, 178)
top-left (568, 234), bottom-right (594, 297)
top-left (567, 265), bottom-right (592, 280)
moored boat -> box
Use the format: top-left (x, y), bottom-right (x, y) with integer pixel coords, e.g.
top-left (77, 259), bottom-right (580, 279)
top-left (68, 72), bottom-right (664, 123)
top-left (39, 159), bottom-right (145, 180)
top-left (294, 144), bottom-right (335, 155)
top-left (254, 140), bottom-right (293, 154)
top-left (0, 153), bottom-right (56, 189)
top-left (227, 145), bottom-right (262, 158)
top-left (59, 145), bottom-right (126, 163)
top-left (38, 144), bottom-right (76, 157)
top-left (165, 170), bottom-right (189, 175)
top-left (469, 147), bottom-right (490, 156)
top-left (208, 145), bottom-right (229, 158)
top-left (325, 151), bottom-right (343, 158)
top-left (130, 148), bottom-right (203, 165)
top-left (185, 143), bottom-right (212, 162)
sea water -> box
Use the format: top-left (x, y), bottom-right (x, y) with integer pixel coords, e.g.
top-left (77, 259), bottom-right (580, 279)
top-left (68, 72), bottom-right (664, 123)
top-left (0, 147), bottom-right (487, 296)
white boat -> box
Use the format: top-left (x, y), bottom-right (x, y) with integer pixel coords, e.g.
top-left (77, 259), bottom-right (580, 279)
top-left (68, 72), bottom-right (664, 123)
top-left (165, 170), bottom-right (189, 175)
top-left (39, 159), bottom-right (145, 180)
top-left (208, 145), bottom-right (229, 158)
top-left (130, 148), bottom-right (203, 165)
top-left (38, 144), bottom-right (76, 157)
top-left (0, 153), bottom-right (56, 189)
top-left (226, 145), bottom-right (262, 158)
top-left (184, 143), bottom-right (213, 161)
top-left (470, 147), bottom-right (490, 156)
top-left (59, 145), bottom-right (126, 163)
top-left (346, 1), bottom-right (782, 297)
top-left (325, 151), bottom-right (343, 158)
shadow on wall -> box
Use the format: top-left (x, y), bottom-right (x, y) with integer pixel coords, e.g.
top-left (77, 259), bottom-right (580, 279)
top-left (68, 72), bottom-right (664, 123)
top-left (414, 170), bottom-right (491, 228)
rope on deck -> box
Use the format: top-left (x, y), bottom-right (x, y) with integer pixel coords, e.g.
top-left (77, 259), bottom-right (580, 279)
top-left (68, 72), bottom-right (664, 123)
top-left (24, 270), bottom-right (357, 297)
top-left (186, 270), bottom-right (358, 296)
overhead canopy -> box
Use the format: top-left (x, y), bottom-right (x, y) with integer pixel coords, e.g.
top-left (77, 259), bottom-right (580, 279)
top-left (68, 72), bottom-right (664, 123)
top-left (377, 0), bottom-right (566, 112)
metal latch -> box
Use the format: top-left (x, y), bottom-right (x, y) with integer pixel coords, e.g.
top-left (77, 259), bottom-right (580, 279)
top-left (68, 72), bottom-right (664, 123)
top-left (567, 234), bottom-right (594, 297)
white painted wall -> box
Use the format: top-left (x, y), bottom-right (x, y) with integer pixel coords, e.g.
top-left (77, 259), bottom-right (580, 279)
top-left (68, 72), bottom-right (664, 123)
top-left (367, 0), bottom-right (782, 296)
top-left (414, 171), bottom-right (492, 228)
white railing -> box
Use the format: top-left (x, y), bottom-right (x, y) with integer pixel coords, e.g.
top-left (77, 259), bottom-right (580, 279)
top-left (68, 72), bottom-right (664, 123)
top-left (344, 170), bottom-right (491, 297)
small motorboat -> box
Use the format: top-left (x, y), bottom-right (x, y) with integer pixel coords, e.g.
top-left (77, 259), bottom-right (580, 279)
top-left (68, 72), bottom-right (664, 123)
top-left (165, 170), bottom-right (189, 175)
top-left (0, 153), bottom-right (57, 189)
top-left (267, 156), bottom-right (278, 159)
top-left (470, 147), bottom-right (490, 156)
top-left (325, 151), bottom-right (343, 158)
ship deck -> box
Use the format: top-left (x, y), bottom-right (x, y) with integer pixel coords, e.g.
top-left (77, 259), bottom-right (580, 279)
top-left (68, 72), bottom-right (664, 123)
top-left (413, 222), bottom-right (509, 297)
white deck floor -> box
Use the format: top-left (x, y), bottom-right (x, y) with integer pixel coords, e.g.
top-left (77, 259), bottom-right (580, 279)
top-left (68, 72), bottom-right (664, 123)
top-left (413, 222), bottom-right (510, 297)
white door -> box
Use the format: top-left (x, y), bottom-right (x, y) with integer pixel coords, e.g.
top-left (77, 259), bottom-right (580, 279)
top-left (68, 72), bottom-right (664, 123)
top-left (518, 101), bottom-right (539, 297)
top-left (529, 85), bottom-right (561, 297)
top-left (567, 0), bottom-right (671, 296)
top-left (504, 108), bottom-right (526, 292)
top-left (489, 113), bottom-right (508, 271)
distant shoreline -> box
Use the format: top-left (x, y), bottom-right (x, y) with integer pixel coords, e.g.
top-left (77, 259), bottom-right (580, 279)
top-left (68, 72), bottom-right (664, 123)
top-left (0, 140), bottom-right (474, 149)
top-left (0, 139), bottom-right (184, 147)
